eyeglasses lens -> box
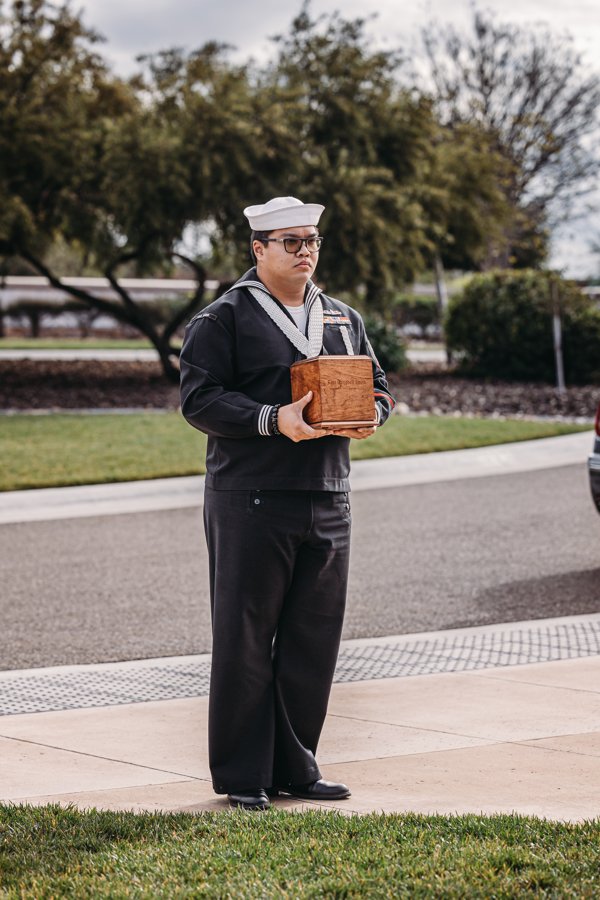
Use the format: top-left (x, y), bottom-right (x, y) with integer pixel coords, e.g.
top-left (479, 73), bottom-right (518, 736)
top-left (284, 237), bottom-right (322, 253)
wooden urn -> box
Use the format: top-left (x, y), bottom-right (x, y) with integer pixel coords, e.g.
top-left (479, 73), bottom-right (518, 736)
top-left (290, 355), bottom-right (377, 429)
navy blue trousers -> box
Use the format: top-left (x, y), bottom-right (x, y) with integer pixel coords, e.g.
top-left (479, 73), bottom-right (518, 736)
top-left (203, 487), bottom-right (351, 794)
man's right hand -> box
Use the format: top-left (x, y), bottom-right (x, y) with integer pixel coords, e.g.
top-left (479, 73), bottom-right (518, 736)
top-left (277, 391), bottom-right (329, 442)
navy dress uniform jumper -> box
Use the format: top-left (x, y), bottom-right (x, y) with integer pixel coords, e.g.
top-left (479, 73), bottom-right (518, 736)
top-left (180, 267), bottom-right (395, 794)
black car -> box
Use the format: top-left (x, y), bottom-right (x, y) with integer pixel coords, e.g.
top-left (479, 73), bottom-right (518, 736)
top-left (589, 402), bottom-right (600, 513)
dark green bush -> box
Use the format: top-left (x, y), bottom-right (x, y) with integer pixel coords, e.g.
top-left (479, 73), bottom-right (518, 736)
top-left (563, 306), bottom-right (600, 384)
top-left (446, 270), bottom-right (600, 384)
top-left (363, 314), bottom-right (407, 373)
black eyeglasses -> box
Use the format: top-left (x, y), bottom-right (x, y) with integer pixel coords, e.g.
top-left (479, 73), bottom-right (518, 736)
top-left (261, 236), bottom-right (324, 254)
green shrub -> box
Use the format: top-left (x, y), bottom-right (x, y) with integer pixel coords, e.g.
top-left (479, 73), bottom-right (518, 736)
top-left (363, 314), bottom-right (407, 373)
top-left (563, 306), bottom-right (600, 384)
top-left (446, 270), bottom-right (600, 384)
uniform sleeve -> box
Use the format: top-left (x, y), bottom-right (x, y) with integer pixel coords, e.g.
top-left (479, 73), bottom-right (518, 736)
top-left (357, 316), bottom-right (396, 426)
top-left (180, 312), bottom-right (276, 438)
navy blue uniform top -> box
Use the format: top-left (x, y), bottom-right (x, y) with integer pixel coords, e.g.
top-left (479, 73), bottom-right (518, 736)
top-left (179, 268), bottom-right (395, 491)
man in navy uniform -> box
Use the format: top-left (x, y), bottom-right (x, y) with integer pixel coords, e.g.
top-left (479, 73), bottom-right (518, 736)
top-left (180, 197), bottom-right (395, 809)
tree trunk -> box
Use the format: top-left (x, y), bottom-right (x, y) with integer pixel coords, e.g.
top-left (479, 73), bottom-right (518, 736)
top-left (154, 337), bottom-right (181, 384)
top-left (29, 310), bottom-right (41, 338)
top-left (16, 247), bottom-right (208, 383)
top-left (433, 252), bottom-right (449, 317)
top-left (433, 252), bottom-right (452, 365)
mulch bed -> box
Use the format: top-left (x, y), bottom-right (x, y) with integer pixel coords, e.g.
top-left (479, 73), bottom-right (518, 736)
top-left (0, 360), bottom-right (179, 411)
top-left (1, 359), bottom-right (598, 419)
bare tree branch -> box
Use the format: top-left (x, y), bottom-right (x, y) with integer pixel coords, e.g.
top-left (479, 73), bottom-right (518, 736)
top-left (162, 252), bottom-right (208, 345)
top-left (18, 248), bottom-right (139, 327)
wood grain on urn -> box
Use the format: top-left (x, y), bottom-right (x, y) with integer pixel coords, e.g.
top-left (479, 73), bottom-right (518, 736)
top-left (290, 355), bottom-right (376, 428)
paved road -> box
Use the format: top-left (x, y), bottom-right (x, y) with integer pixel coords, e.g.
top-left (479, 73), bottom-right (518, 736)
top-left (1, 463), bottom-right (598, 670)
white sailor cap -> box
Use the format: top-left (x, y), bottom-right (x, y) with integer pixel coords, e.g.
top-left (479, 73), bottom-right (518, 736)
top-left (243, 196), bottom-right (325, 231)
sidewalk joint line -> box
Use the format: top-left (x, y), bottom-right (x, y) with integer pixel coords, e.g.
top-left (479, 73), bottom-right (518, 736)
top-left (513, 738), bottom-right (600, 759)
top-left (470, 671), bottom-right (600, 695)
top-left (9, 779), bottom-right (204, 805)
top-left (0, 732), bottom-right (211, 783)
top-left (329, 713), bottom-right (493, 745)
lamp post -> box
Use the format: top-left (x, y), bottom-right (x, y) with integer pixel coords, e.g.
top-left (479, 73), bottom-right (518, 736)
top-left (550, 275), bottom-right (566, 394)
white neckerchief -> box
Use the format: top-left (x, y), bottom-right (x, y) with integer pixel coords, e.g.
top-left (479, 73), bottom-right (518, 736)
top-left (232, 278), bottom-right (324, 358)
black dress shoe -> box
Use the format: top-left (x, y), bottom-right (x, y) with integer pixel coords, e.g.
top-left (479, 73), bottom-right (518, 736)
top-left (227, 788), bottom-right (270, 810)
top-left (281, 779), bottom-right (351, 801)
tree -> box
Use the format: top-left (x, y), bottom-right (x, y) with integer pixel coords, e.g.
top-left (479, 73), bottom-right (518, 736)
top-left (4, 1), bottom-right (554, 378)
top-left (263, 7), bottom-right (514, 313)
top-left (422, 123), bottom-right (512, 270)
top-left (420, 8), bottom-right (600, 268)
top-left (417, 120), bottom-right (515, 318)
top-left (262, 7), bottom-right (437, 311)
top-left (0, 0), bottom-right (187, 377)
top-left (0, 2), bottom-right (265, 380)
top-left (149, 43), bottom-right (293, 276)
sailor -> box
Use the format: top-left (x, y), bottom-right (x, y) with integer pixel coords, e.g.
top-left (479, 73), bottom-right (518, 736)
top-left (180, 196), bottom-right (395, 809)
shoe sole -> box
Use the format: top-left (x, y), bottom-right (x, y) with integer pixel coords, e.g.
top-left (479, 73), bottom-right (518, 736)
top-left (276, 789), bottom-right (351, 801)
top-left (228, 800), bottom-right (270, 810)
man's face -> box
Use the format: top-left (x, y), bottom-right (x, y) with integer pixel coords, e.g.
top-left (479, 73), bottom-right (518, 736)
top-left (253, 225), bottom-right (320, 286)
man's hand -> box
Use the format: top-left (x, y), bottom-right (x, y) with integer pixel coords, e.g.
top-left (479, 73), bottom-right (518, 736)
top-left (326, 426), bottom-right (377, 440)
top-left (277, 391), bottom-right (329, 442)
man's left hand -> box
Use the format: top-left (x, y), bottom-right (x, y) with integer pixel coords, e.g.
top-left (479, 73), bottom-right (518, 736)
top-left (322, 426), bottom-right (377, 439)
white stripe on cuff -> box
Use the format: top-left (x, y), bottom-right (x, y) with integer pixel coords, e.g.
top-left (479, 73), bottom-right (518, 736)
top-left (258, 404), bottom-right (274, 436)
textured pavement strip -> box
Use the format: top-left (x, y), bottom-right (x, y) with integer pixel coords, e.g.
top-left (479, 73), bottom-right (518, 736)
top-left (0, 431), bottom-right (593, 524)
top-left (1, 614), bottom-right (599, 717)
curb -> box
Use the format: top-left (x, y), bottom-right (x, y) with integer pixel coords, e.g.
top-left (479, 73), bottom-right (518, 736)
top-left (0, 430), bottom-right (592, 524)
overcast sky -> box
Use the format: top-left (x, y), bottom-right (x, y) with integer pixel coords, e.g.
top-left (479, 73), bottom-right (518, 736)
top-left (76, 0), bottom-right (599, 276)
top-left (77, 0), bottom-right (600, 71)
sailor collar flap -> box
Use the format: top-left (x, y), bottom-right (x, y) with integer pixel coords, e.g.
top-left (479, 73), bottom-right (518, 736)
top-left (231, 278), bottom-right (325, 359)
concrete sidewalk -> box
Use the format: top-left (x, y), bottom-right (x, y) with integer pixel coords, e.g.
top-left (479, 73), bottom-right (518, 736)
top-left (2, 615), bottom-right (599, 822)
top-left (0, 430), bottom-right (592, 524)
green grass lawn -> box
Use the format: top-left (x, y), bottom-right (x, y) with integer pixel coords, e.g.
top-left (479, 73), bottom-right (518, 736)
top-left (0, 337), bottom-right (437, 352)
top-left (0, 806), bottom-right (598, 897)
top-left (0, 337), bottom-right (171, 350)
top-left (0, 412), bottom-right (590, 492)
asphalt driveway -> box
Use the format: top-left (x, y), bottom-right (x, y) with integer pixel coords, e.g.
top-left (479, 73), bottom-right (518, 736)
top-left (1, 462), bottom-right (598, 670)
